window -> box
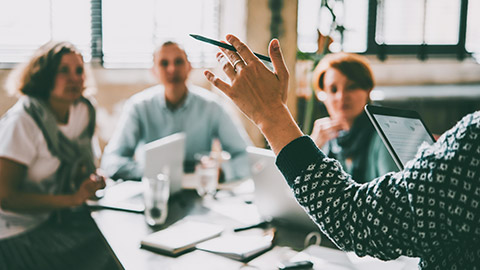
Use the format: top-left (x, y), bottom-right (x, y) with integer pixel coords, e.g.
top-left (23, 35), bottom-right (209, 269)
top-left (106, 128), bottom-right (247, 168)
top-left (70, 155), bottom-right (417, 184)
top-left (297, 0), bottom-right (368, 54)
top-left (0, 0), bottom-right (91, 65)
top-left (0, 0), bottom-right (221, 68)
top-left (466, 0), bottom-right (480, 57)
top-left (297, 0), bottom-right (478, 59)
top-left (102, 0), bottom-right (220, 68)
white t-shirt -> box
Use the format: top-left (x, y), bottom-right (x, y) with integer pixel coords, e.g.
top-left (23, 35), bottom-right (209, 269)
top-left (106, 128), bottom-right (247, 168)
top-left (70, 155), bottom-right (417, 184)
top-left (0, 98), bottom-right (90, 239)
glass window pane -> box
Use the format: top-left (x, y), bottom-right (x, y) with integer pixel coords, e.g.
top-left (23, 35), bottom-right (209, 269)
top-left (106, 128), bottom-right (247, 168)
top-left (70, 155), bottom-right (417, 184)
top-left (102, 0), bottom-right (155, 68)
top-left (466, 0), bottom-right (480, 54)
top-left (297, 0), bottom-right (367, 53)
top-left (102, 0), bottom-right (220, 69)
top-left (0, 0), bottom-right (91, 64)
top-left (378, 0), bottom-right (425, 44)
top-left (297, 0), bottom-right (322, 53)
top-left (0, 0), bottom-right (50, 63)
top-left (153, 0), bottom-right (219, 68)
top-left (51, 0), bottom-right (92, 61)
top-left (378, 0), bottom-right (460, 45)
top-left (342, 0), bottom-right (368, 52)
top-left (424, 0), bottom-right (460, 44)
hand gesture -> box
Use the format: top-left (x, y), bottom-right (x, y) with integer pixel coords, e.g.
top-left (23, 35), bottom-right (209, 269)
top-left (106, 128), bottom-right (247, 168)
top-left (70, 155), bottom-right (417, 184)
top-left (310, 117), bottom-right (346, 148)
top-left (204, 35), bottom-right (289, 127)
top-left (204, 35), bottom-right (303, 154)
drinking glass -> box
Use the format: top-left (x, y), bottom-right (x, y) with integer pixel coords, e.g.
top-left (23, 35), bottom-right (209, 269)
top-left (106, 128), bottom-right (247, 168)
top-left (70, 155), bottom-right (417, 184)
top-left (143, 173), bottom-right (169, 226)
top-left (195, 155), bottom-right (219, 198)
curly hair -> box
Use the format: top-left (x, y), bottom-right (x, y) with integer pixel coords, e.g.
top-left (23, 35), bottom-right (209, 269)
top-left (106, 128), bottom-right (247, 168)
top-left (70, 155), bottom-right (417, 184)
top-left (6, 41), bottom-right (83, 99)
top-left (312, 52), bottom-right (374, 92)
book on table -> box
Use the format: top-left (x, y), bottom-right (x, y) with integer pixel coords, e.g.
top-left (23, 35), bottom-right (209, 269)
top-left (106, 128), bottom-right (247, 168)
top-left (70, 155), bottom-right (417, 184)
top-left (140, 220), bottom-right (224, 256)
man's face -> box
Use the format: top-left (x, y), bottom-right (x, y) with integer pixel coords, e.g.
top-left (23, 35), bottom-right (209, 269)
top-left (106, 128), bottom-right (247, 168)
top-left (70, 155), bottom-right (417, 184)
top-left (152, 44), bottom-right (191, 87)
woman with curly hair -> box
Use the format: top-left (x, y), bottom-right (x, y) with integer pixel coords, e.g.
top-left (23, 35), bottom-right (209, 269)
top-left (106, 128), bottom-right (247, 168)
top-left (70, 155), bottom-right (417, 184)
top-left (0, 42), bottom-right (117, 270)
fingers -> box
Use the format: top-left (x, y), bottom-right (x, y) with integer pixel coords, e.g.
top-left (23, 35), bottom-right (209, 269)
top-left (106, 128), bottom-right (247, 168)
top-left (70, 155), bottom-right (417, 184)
top-left (89, 173), bottom-right (106, 190)
top-left (269, 39), bottom-right (289, 84)
top-left (216, 52), bottom-right (235, 80)
top-left (226, 34), bottom-right (258, 64)
top-left (219, 47), bottom-right (245, 72)
top-left (312, 118), bottom-right (344, 139)
top-left (204, 70), bottom-right (231, 94)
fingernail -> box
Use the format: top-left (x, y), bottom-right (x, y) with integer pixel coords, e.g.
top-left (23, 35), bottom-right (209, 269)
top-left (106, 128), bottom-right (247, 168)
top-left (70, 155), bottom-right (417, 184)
top-left (226, 35), bottom-right (233, 43)
top-left (272, 39), bottom-right (279, 51)
top-left (204, 71), bottom-right (213, 80)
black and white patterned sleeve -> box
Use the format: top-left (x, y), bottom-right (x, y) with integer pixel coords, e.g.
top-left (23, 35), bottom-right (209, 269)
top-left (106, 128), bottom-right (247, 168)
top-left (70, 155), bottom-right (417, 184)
top-left (275, 111), bottom-right (480, 265)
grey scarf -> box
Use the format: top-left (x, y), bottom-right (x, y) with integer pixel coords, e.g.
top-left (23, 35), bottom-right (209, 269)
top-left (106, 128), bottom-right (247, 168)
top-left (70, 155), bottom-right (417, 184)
top-left (22, 96), bottom-right (96, 194)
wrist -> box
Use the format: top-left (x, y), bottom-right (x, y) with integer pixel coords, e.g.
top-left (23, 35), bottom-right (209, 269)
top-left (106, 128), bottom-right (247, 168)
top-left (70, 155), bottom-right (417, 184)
top-left (70, 193), bottom-right (84, 207)
top-left (256, 105), bottom-right (304, 155)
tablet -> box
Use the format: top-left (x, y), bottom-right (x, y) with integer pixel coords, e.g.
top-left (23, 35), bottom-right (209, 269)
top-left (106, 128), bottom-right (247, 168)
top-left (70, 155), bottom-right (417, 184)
top-left (364, 105), bottom-right (436, 170)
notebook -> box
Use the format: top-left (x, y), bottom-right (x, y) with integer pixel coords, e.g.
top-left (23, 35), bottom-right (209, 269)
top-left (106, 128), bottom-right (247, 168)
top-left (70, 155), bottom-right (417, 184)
top-left (196, 228), bottom-right (274, 262)
top-left (365, 105), bottom-right (436, 170)
top-left (247, 146), bottom-right (320, 231)
top-left (140, 220), bottom-right (224, 256)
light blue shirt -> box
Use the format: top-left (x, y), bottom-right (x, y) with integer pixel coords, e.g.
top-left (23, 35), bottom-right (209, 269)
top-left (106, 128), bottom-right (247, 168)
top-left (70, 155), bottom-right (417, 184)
top-left (101, 85), bottom-right (251, 181)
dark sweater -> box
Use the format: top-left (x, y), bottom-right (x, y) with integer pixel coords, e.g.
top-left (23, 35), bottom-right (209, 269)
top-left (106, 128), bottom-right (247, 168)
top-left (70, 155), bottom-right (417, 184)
top-left (276, 111), bottom-right (480, 270)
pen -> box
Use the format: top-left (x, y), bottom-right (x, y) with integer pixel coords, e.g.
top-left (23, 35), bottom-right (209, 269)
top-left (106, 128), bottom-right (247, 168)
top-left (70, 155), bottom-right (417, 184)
top-left (190, 34), bottom-right (272, 62)
top-left (233, 220), bottom-right (270, 232)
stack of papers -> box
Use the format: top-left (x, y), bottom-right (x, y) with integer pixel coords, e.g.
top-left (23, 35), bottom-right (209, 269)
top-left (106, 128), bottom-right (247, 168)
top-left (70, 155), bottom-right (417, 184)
top-left (140, 220), bottom-right (224, 256)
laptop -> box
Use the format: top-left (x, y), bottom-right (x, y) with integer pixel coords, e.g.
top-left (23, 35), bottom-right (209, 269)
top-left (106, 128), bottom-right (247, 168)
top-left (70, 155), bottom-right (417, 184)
top-left (88, 132), bottom-right (186, 212)
top-left (365, 104), bottom-right (436, 170)
top-left (143, 132), bottom-right (186, 194)
top-left (247, 146), bottom-right (320, 232)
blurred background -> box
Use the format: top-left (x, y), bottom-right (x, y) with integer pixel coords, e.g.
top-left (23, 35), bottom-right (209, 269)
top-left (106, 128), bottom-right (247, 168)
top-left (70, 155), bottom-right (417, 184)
top-left (1, 0), bottom-right (479, 148)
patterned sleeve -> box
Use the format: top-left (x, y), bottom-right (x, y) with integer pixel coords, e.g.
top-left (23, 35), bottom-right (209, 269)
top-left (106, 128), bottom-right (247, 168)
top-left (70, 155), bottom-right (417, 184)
top-left (275, 112), bottom-right (480, 266)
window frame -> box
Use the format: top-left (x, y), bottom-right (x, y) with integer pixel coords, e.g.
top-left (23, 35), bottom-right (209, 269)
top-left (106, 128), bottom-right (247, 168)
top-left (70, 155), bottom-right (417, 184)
top-left (365, 0), bottom-right (469, 60)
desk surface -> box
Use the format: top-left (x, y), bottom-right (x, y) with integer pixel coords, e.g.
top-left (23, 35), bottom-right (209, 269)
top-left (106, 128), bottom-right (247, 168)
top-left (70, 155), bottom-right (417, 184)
top-left (91, 186), bottom-right (418, 270)
top-left (91, 187), bottom-right (327, 270)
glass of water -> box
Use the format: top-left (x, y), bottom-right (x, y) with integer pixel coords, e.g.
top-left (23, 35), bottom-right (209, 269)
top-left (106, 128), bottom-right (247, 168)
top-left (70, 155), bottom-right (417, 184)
top-left (195, 155), bottom-right (219, 198)
top-left (143, 173), bottom-right (169, 226)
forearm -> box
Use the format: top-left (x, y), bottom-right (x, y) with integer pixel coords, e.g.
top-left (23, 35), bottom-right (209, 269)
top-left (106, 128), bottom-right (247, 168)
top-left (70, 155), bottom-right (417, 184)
top-left (256, 104), bottom-right (304, 155)
top-left (1, 192), bottom-right (80, 213)
top-left (276, 136), bottom-right (416, 259)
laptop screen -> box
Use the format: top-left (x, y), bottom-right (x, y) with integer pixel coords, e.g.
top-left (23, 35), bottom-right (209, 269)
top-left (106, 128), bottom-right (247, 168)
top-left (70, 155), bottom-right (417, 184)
top-left (247, 146), bottom-right (320, 231)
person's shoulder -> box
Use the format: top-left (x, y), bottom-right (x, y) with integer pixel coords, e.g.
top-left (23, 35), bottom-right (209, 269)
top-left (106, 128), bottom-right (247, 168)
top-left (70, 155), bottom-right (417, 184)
top-left (448, 111), bottom-right (480, 140)
top-left (128, 85), bottom-right (164, 105)
top-left (1, 99), bottom-right (37, 127)
top-left (188, 85), bottom-right (222, 104)
top-left (464, 110), bottom-right (480, 128)
top-left (0, 99), bottom-right (41, 139)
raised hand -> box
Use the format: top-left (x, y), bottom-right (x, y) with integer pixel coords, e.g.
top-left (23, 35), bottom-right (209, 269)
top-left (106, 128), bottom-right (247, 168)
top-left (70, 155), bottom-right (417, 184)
top-left (204, 35), bottom-right (288, 127)
top-left (204, 35), bottom-right (303, 154)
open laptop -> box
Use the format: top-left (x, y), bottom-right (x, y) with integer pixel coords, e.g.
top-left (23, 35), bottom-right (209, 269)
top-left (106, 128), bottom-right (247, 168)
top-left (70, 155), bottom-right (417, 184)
top-left (365, 104), bottom-right (436, 170)
top-left (247, 146), bottom-right (320, 232)
top-left (143, 132), bottom-right (186, 194)
top-left (88, 132), bottom-right (186, 212)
